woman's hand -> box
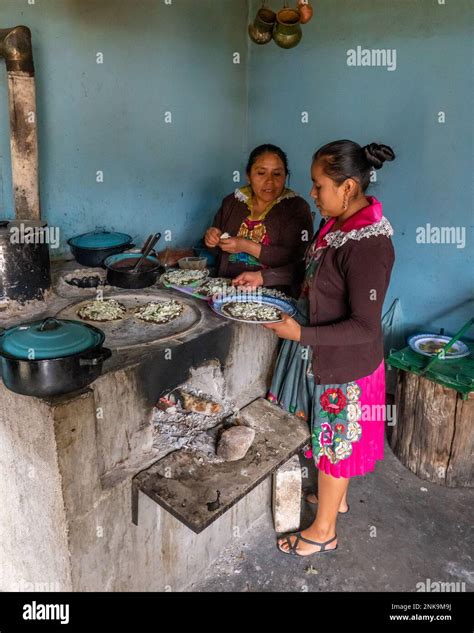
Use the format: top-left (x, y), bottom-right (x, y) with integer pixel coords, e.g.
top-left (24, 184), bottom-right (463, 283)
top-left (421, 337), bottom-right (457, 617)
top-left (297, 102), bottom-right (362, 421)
top-left (220, 237), bottom-right (262, 260)
top-left (219, 236), bottom-right (247, 254)
top-left (204, 227), bottom-right (222, 248)
top-left (233, 271), bottom-right (264, 288)
top-left (263, 313), bottom-right (302, 341)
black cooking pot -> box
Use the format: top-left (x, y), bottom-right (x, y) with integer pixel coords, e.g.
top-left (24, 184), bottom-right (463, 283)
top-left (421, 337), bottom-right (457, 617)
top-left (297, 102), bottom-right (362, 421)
top-left (104, 253), bottom-right (162, 289)
top-left (67, 230), bottom-right (134, 267)
top-left (0, 317), bottom-right (112, 397)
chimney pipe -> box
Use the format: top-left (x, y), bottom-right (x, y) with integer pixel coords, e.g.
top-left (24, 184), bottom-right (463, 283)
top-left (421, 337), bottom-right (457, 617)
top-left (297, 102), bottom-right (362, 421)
top-left (0, 26), bottom-right (40, 220)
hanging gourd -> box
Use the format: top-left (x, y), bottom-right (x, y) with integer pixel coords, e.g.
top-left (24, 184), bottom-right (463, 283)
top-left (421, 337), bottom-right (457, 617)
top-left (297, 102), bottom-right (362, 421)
top-left (297, 0), bottom-right (314, 25)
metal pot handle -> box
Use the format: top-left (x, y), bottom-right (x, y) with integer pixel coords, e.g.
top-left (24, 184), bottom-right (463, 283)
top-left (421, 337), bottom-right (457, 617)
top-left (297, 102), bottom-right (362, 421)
top-left (79, 347), bottom-right (112, 367)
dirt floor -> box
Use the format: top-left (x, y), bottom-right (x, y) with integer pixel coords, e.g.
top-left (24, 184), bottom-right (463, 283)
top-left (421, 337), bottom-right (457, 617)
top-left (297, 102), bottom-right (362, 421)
top-left (191, 438), bottom-right (473, 592)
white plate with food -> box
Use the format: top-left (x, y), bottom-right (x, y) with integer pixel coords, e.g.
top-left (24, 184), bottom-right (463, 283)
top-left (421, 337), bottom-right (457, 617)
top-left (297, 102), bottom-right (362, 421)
top-left (407, 334), bottom-right (470, 359)
top-left (193, 277), bottom-right (236, 299)
top-left (210, 295), bottom-right (296, 324)
top-left (184, 277), bottom-right (298, 305)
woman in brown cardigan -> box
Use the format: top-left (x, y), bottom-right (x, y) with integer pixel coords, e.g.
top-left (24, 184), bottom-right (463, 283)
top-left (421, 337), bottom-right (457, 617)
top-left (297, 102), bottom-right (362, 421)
top-left (240, 140), bottom-right (396, 556)
top-left (204, 144), bottom-right (314, 296)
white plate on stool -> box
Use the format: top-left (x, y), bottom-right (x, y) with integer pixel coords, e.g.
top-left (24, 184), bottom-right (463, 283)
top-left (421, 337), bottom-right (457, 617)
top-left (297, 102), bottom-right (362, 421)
top-left (407, 333), bottom-right (470, 359)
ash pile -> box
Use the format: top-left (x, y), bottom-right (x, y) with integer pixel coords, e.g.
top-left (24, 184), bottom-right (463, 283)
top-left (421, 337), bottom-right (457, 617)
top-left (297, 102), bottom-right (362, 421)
top-left (153, 389), bottom-right (255, 464)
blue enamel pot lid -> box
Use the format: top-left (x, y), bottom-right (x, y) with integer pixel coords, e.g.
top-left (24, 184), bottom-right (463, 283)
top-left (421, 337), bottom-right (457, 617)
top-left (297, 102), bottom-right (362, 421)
top-left (0, 318), bottom-right (105, 361)
top-left (68, 231), bottom-right (132, 250)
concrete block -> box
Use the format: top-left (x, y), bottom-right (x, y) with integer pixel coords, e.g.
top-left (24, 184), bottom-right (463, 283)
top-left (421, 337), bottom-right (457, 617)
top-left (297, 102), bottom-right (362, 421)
top-left (272, 455), bottom-right (302, 534)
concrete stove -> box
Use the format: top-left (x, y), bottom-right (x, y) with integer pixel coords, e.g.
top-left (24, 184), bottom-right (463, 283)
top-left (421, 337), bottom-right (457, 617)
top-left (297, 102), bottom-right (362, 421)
top-left (0, 259), bottom-right (309, 591)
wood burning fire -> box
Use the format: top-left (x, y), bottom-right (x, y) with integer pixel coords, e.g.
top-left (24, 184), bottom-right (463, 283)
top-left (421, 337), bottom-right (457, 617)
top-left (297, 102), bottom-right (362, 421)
top-left (154, 389), bottom-right (255, 464)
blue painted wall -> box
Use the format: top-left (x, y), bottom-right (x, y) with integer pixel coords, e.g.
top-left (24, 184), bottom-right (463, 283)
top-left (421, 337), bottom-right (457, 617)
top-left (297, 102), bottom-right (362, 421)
top-left (0, 0), bottom-right (472, 336)
top-left (247, 0), bottom-right (473, 335)
top-left (0, 0), bottom-right (249, 255)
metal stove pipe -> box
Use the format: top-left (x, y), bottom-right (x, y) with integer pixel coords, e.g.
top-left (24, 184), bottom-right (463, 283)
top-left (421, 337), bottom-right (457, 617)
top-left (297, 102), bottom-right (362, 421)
top-left (0, 26), bottom-right (40, 220)
top-left (0, 26), bottom-right (50, 305)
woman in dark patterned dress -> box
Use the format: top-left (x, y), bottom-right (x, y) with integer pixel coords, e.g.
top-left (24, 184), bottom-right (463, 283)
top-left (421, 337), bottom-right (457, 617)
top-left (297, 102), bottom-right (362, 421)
top-left (204, 144), bottom-right (314, 296)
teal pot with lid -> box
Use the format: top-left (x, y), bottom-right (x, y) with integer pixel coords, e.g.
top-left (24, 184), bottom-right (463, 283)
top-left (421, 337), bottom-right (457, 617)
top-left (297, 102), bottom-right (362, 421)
top-left (67, 230), bottom-right (134, 267)
top-left (0, 317), bottom-right (112, 397)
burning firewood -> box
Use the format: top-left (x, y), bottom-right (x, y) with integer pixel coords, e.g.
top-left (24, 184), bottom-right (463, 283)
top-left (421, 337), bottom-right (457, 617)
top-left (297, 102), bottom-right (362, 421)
top-left (178, 390), bottom-right (223, 416)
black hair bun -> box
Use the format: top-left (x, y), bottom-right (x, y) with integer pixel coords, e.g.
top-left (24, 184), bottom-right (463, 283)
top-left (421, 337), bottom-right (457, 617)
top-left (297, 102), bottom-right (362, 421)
top-left (363, 143), bottom-right (395, 169)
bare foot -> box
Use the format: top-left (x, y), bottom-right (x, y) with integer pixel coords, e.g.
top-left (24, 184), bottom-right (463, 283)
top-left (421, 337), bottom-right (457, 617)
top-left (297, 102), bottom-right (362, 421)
top-left (306, 492), bottom-right (349, 513)
top-left (278, 528), bottom-right (338, 556)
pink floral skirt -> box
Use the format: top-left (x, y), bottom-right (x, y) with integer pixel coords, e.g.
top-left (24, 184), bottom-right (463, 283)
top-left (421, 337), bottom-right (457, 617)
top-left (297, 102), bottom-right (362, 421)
top-left (314, 360), bottom-right (385, 478)
top-left (268, 334), bottom-right (386, 479)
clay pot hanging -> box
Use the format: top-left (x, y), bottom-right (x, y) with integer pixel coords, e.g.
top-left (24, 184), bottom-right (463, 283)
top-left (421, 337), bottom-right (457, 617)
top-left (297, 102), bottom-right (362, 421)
top-left (297, 0), bottom-right (314, 25)
top-left (248, 2), bottom-right (277, 45)
top-left (273, 2), bottom-right (302, 49)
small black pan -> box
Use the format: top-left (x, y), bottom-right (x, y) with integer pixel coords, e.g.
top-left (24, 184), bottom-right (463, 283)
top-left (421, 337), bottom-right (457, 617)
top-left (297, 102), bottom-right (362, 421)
top-left (104, 253), bottom-right (162, 289)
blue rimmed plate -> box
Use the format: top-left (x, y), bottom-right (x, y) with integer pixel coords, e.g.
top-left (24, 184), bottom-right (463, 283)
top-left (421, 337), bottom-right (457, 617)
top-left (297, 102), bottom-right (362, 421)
top-left (210, 294), bottom-right (297, 324)
top-left (407, 333), bottom-right (470, 359)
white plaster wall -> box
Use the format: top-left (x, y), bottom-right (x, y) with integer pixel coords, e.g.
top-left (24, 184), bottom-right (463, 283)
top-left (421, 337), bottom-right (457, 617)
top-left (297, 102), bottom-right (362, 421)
top-left (0, 384), bottom-right (72, 591)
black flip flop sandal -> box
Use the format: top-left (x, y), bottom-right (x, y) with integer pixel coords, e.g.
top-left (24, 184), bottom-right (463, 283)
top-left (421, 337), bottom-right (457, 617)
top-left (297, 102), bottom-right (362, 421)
top-left (278, 532), bottom-right (338, 556)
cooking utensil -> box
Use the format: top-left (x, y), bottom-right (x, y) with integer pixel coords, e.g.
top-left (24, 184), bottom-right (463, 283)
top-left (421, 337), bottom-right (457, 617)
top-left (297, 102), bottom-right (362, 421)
top-left (104, 252), bottom-right (162, 289)
top-left (248, 1), bottom-right (276, 45)
top-left (0, 316), bottom-right (111, 397)
top-left (273, 2), bottom-right (302, 49)
top-left (132, 233), bottom-right (161, 272)
top-left (67, 230), bottom-right (134, 267)
top-left (140, 232), bottom-right (159, 255)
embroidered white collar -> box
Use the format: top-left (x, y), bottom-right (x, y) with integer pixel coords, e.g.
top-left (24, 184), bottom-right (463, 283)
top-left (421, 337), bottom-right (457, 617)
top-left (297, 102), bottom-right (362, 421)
top-left (234, 187), bottom-right (297, 204)
top-left (324, 216), bottom-right (394, 249)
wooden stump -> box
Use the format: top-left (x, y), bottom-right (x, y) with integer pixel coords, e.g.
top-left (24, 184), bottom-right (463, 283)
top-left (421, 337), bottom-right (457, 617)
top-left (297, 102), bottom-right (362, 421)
top-left (389, 371), bottom-right (473, 488)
